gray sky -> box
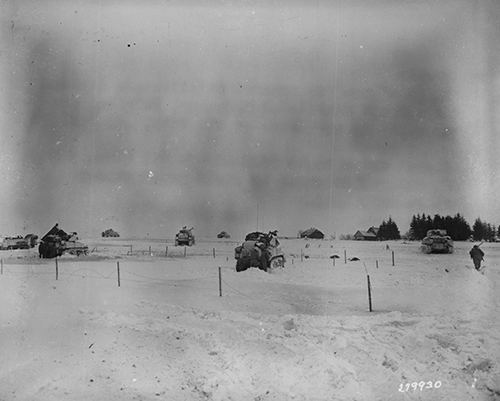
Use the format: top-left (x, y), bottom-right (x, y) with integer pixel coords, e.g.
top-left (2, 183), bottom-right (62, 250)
top-left (1, 0), bottom-right (499, 239)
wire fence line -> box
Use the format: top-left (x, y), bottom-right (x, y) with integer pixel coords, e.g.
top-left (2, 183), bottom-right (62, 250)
top-left (0, 258), bottom-right (297, 307)
top-left (0, 259), bottom-right (224, 292)
top-left (0, 248), bottom-right (384, 313)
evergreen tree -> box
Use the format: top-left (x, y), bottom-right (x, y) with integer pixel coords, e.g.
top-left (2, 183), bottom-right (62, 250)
top-left (378, 217), bottom-right (401, 240)
top-left (409, 215), bottom-right (418, 240)
top-left (473, 218), bottom-right (484, 241)
top-left (452, 213), bottom-right (472, 241)
top-left (486, 224), bottom-right (495, 242)
top-left (408, 212), bottom-right (472, 240)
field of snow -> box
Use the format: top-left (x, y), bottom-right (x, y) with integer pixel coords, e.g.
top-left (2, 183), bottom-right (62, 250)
top-left (0, 238), bottom-right (499, 401)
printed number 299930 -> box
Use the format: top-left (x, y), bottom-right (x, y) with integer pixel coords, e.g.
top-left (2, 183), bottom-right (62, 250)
top-left (398, 381), bottom-right (441, 392)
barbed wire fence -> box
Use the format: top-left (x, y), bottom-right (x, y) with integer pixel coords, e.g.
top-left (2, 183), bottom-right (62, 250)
top-left (0, 242), bottom-right (406, 313)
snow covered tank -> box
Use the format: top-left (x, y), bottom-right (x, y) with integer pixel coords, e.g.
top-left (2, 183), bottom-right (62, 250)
top-left (63, 233), bottom-right (89, 256)
top-left (1, 236), bottom-right (30, 250)
top-left (234, 230), bottom-right (285, 272)
top-left (421, 229), bottom-right (454, 254)
top-left (175, 227), bottom-right (195, 246)
top-left (39, 224), bottom-right (88, 258)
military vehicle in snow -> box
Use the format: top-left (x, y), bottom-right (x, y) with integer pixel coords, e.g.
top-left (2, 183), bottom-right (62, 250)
top-left (63, 233), bottom-right (89, 256)
top-left (175, 226), bottom-right (195, 246)
top-left (1, 236), bottom-right (30, 250)
top-left (421, 229), bottom-right (454, 254)
top-left (39, 224), bottom-right (88, 258)
top-left (234, 230), bottom-right (285, 272)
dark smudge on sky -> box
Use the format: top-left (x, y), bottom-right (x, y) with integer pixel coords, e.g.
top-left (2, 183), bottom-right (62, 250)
top-left (2, 0), bottom-right (499, 238)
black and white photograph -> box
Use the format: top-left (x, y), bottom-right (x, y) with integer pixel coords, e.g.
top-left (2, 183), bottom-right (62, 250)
top-left (1, 0), bottom-right (499, 400)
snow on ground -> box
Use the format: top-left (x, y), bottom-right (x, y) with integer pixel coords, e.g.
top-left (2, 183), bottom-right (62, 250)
top-left (0, 239), bottom-right (499, 401)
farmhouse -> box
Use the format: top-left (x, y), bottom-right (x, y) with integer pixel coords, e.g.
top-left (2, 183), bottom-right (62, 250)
top-left (299, 228), bottom-right (324, 239)
top-left (353, 226), bottom-right (379, 241)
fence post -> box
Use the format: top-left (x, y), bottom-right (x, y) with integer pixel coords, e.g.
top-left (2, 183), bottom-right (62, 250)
top-left (392, 251), bottom-right (395, 267)
top-left (129, 245), bottom-right (133, 255)
top-left (213, 248), bottom-right (216, 258)
top-left (333, 257), bottom-right (336, 267)
top-left (1, 258), bottom-right (3, 275)
top-left (301, 249), bottom-right (303, 262)
top-left (367, 274), bottom-right (373, 312)
top-left (149, 245), bottom-right (152, 256)
top-left (184, 246), bottom-right (187, 258)
top-left (376, 260), bottom-right (379, 269)
top-left (55, 257), bottom-right (59, 280)
top-left (344, 249), bottom-right (347, 264)
top-left (117, 261), bottom-right (121, 287)
top-left (165, 245), bottom-right (168, 257)
top-left (218, 267), bottom-right (222, 297)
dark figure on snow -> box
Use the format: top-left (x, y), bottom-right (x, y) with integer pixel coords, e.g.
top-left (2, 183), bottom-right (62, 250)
top-left (469, 245), bottom-right (485, 271)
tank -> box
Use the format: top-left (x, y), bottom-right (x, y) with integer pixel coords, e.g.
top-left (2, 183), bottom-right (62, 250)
top-left (421, 229), bottom-right (454, 254)
top-left (175, 226), bottom-right (195, 246)
top-left (234, 230), bottom-right (285, 272)
top-left (39, 224), bottom-right (88, 258)
top-left (63, 233), bottom-right (89, 256)
top-left (1, 236), bottom-right (30, 250)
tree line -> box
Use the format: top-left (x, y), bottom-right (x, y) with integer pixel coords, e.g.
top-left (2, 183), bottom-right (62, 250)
top-left (343, 213), bottom-right (500, 241)
top-left (409, 213), bottom-right (471, 240)
top-left (392, 213), bottom-right (498, 241)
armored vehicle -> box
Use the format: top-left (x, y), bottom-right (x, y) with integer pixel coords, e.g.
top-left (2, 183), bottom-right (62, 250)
top-left (175, 226), bottom-right (195, 246)
top-left (1, 236), bottom-right (30, 250)
top-left (421, 229), bottom-right (454, 254)
top-left (234, 230), bottom-right (285, 272)
top-left (39, 224), bottom-right (88, 258)
top-left (102, 228), bottom-right (120, 238)
top-left (63, 233), bottom-right (89, 256)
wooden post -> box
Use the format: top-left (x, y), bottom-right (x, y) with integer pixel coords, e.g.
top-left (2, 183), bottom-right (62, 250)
top-left (165, 245), bottom-right (168, 257)
top-left (376, 260), bottom-right (379, 269)
top-left (213, 248), bottom-right (216, 258)
top-left (129, 245), bottom-right (133, 255)
top-left (117, 261), bottom-right (121, 287)
top-left (184, 246), bottom-right (187, 258)
top-left (149, 245), bottom-right (152, 255)
top-left (344, 249), bottom-right (347, 264)
top-left (367, 275), bottom-right (372, 312)
top-left (301, 250), bottom-right (303, 262)
top-left (333, 257), bottom-right (335, 267)
top-left (218, 267), bottom-right (222, 297)
top-left (1, 258), bottom-right (3, 275)
top-left (392, 251), bottom-right (395, 266)
top-left (55, 258), bottom-right (59, 281)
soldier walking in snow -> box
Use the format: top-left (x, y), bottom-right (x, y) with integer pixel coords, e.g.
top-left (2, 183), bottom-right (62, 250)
top-left (469, 245), bottom-right (485, 271)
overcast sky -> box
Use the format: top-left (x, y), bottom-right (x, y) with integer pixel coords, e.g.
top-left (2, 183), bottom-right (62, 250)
top-left (1, 0), bottom-right (499, 239)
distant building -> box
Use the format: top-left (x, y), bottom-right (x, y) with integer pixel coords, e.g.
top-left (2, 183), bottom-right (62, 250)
top-left (353, 229), bottom-right (378, 241)
top-left (299, 228), bottom-right (325, 239)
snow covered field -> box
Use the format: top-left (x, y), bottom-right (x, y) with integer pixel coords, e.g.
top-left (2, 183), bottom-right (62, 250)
top-left (0, 239), bottom-right (499, 401)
